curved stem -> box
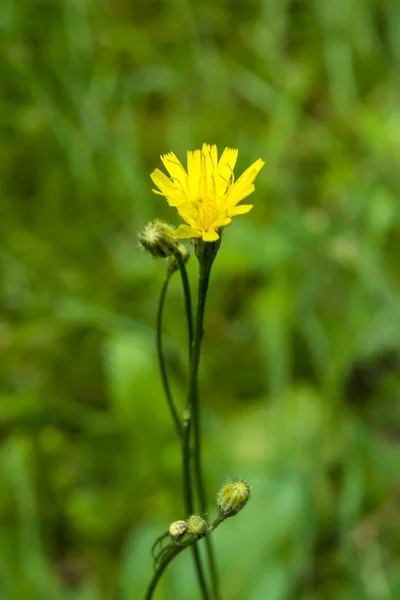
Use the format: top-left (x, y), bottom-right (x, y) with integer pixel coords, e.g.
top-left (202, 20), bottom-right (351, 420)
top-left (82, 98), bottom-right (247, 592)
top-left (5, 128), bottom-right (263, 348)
top-left (157, 275), bottom-right (182, 438)
top-left (156, 253), bottom-right (193, 441)
top-left (145, 545), bottom-right (183, 600)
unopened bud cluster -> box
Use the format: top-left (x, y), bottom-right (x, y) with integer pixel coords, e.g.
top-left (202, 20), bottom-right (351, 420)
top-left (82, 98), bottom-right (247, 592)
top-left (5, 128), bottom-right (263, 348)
top-left (139, 219), bottom-right (179, 258)
top-left (217, 479), bottom-right (250, 518)
top-left (168, 515), bottom-right (207, 542)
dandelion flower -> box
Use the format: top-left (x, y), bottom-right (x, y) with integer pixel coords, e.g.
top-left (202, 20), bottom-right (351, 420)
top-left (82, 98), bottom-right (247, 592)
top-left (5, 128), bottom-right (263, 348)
top-left (151, 144), bottom-right (264, 242)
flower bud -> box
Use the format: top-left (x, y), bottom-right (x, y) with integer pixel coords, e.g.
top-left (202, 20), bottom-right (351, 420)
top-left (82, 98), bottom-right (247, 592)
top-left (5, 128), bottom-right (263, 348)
top-left (217, 479), bottom-right (250, 518)
top-left (187, 515), bottom-right (207, 536)
top-left (168, 520), bottom-right (187, 540)
top-left (166, 243), bottom-right (190, 274)
top-left (139, 219), bottom-right (179, 258)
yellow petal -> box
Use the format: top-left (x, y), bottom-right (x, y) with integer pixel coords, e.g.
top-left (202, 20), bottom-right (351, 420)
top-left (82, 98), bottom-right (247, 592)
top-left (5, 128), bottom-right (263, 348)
top-left (174, 225), bottom-right (201, 239)
top-left (151, 169), bottom-right (176, 195)
top-left (202, 230), bottom-right (220, 242)
top-left (161, 152), bottom-right (186, 179)
top-left (213, 214), bottom-right (232, 228)
top-left (229, 204), bottom-right (253, 216)
top-left (177, 202), bottom-right (196, 223)
top-left (151, 169), bottom-right (186, 206)
top-left (209, 144), bottom-right (218, 169)
top-left (151, 190), bottom-right (185, 207)
top-left (161, 152), bottom-right (190, 198)
top-left (217, 148), bottom-right (238, 194)
top-left (234, 158), bottom-right (265, 187)
top-left (200, 144), bottom-right (219, 197)
top-left (225, 183), bottom-right (255, 207)
top-left (187, 149), bottom-right (201, 197)
top-left (224, 158), bottom-right (264, 207)
top-left (201, 143), bottom-right (216, 160)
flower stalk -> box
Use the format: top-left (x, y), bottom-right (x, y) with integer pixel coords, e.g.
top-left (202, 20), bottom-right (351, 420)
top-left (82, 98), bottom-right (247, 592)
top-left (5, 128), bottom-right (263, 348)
top-left (153, 242), bottom-right (208, 596)
top-left (143, 143), bottom-right (263, 600)
top-left (191, 239), bottom-right (221, 599)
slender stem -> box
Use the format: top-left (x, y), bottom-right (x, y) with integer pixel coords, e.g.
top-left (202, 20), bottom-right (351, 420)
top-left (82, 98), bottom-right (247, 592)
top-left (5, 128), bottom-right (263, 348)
top-left (157, 275), bottom-right (182, 438)
top-left (169, 252), bottom-right (194, 512)
top-left (182, 411), bottom-right (194, 516)
top-left (191, 257), bottom-right (221, 600)
top-left (183, 409), bottom-right (209, 599)
top-left (175, 252), bottom-right (194, 359)
top-left (182, 353), bottom-right (209, 599)
top-left (191, 544), bottom-right (209, 600)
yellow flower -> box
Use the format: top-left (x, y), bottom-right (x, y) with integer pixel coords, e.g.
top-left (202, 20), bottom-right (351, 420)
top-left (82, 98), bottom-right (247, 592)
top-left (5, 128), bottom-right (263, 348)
top-left (151, 144), bottom-right (264, 242)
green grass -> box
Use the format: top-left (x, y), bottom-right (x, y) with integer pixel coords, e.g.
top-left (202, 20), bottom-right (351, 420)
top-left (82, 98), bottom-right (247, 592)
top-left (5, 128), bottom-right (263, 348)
top-left (1, 0), bottom-right (400, 598)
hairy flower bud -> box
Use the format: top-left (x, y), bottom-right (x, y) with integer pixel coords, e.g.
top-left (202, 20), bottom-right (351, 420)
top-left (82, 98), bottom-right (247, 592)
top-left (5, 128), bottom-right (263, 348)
top-left (217, 479), bottom-right (250, 518)
top-left (139, 219), bottom-right (179, 258)
top-left (166, 243), bottom-right (190, 274)
top-left (168, 520), bottom-right (187, 540)
top-left (187, 515), bottom-right (207, 536)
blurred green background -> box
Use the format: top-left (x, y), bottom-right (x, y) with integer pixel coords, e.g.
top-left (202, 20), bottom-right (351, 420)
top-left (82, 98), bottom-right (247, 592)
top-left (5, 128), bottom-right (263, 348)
top-left (1, 0), bottom-right (400, 598)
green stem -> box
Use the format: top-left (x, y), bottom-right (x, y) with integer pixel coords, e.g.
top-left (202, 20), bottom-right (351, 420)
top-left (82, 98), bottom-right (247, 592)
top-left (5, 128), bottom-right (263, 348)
top-left (174, 252), bottom-right (209, 599)
top-left (145, 545), bottom-right (182, 600)
top-left (191, 256), bottom-right (221, 600)
top-left (156, 275), bottom-right (182, 438)
top-left (156, 255), bottom-right (207, 597)
top-left (181, 356), bottom-right (210, 598)
top-left (152, 248), bottom-right (212, 599)
top-left (156, 252), bottom-right (193, 439)
top-left (183, 411), bottom-right (209, 599)
top-left (175, 252), bottom-right (194, 359)
top-left (146, 533), bottom-right (209, 600)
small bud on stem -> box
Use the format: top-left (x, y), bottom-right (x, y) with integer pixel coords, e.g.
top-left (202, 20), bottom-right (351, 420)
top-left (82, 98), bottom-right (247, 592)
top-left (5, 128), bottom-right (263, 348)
top-left (217, 479), bottom-right (250, 518)
top-left (187, 515), bottom-right (207, 536)
top-left (139, 219), bottom-right (179, 258)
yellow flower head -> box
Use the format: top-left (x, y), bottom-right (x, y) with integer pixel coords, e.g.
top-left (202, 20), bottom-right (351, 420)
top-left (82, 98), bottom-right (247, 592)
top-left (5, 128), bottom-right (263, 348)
top-left (151, 144), bottom-right (264, 242)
